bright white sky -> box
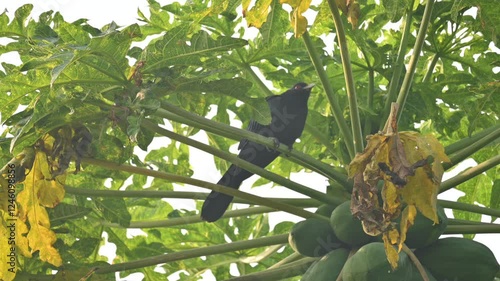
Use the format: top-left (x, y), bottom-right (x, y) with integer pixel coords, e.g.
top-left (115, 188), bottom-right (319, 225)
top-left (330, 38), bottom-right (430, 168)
top-left (0, 1), bottom-right (498, 280)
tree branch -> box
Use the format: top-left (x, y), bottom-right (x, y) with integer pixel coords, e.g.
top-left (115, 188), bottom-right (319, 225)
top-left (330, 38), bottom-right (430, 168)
top-left (152, 102), bottom-right (350, 187)
top-left (82, 157), bottom-right (327, 221)
top-left (440, 155), bottom-right (500, 193)
top-left (302, 31), bottom-right (355, 158)
top-left (94, 234), bottom-right (289, 274)
top-left (142, 120), bottom-right (344, 207)
top-left (325, 0), bottom-right (364, 154)
top-left (395, 0), bottom-right (435, 122)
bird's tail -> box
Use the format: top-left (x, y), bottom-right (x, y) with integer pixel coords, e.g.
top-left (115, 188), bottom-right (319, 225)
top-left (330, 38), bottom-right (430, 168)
top-left (201, 164), bottom-right (252, 222)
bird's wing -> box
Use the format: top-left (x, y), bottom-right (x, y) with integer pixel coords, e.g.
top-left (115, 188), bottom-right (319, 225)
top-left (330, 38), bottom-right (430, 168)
top-left (238, 120), bottom-right (268, 150)
top-left (238, 95), bottom-right (281, 150)
top-left (265, 94), bottom-right (282, 108)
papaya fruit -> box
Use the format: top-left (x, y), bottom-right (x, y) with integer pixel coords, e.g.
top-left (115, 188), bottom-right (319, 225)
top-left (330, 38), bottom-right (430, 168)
top-left (330, 201), bottom-right (372, 247)
top-left (414, 237), bottom-right (499, 281)
top-left (302, 248), bottom-right (350, 281)
top-left (288, 218), bottom-right (343, 257)
top-left (315, 204), bottom-right (337, 217)
top-left (342, 242), bottom-right (437, 281)
top-left (404, 204), bottom-right (448, 248)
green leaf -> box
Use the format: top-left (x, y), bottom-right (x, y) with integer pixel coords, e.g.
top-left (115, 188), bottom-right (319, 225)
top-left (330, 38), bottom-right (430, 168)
top-left (175, 78), bottom-right (272, 124)
top-left (142, 27), bottom-right (247, 72)
top-left (95, 198), bottom-right (132, 227)
top-left (48, 203), bottom-right (92, 227)
top-left (381, 0), bottom-right (408, 22)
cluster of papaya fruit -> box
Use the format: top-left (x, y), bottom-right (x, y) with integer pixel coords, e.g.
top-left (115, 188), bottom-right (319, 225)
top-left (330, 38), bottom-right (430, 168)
top-left (289, 201), bottom-right (499, 281)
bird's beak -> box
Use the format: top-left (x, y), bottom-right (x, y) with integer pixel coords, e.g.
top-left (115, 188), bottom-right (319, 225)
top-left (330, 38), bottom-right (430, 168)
top-left (304, 83), bottom-right (315, 90)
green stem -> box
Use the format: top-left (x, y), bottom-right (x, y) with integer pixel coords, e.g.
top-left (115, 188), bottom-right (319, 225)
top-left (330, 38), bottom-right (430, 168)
top-left (82, 157), bottom-right (326, 221)
top-left (65, 185), bottom-right (320, 206)
top-left (302, 31), bottom-right (355, 158)
top-left (142, 120), bottom-right (343, 208)
top-left (444, 224), bottom-right (500, 234)
top-left (421, 53), bottom-right (440, 83)
top-left (364, 69), bottom-right (375, 136)
top-left (448, 219), bottom-right (495, 225)
top-left (440, 155), bottom-right (500, 193)
top-left (154, 103), bottom-right (350, 186)
top-left (439, 199), bottom-right (500, 217)
top-left (395, 0), bottom-right (435, 122)
top-left (268, 252), bottom-right (303, 269)
top-left (381, 5), bottom-right (414, 128)
top-left (325, 1), bottom-right (364, 154)
top-left (239, 59), bottom-right (274, 96)
top-left (99, 206), bottom-right (279, 228)
top-left (445, 124), bottom-right (500, 155)
top-left (226, 257), bottom-right (316, 281)
top-left (445, 128), bottom-right (500, 169)
top-left (94, 234), bottom-right (289, 274)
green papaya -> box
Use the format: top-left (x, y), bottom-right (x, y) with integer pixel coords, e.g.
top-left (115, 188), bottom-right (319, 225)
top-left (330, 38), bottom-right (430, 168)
top-left (288, 218), bottom-right (343, 257)
top-left (404, 204), bottom-right (448, 248)
top-left (315, 204), bottom-right (337, 217)
top-left (330, 201), bottom-right (372, 247)
top-left (302, 248), bottom-right (350, 281)
top-left (342, 242), bottom-right (437, 281)
top-left (414, 237), bottom-right (499, 281)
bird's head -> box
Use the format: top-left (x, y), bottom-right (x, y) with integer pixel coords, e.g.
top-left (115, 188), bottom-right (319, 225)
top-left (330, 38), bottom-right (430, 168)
top-left (288, 82), bottom-right (315, 100)
top-left (291, 82), bottom-right (315, 92)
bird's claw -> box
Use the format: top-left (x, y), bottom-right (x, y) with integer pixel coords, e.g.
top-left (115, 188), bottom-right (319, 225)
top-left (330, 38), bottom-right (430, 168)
top-left (266, 137), bottom-right (292, 156)
top-left (266, 137), bottom-right (280, 152)
top-left (284, 145), bottom-right (293, 157)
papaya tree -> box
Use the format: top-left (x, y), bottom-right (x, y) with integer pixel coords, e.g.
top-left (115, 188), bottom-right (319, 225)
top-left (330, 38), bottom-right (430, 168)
top-left (0, 0), bottom-right (498, 280)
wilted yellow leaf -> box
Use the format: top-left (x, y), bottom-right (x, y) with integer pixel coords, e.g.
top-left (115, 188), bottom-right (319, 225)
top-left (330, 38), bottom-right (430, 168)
top-left (399, 205), bottom-right (417, 249)
top-left (336, 0), bottom-right (348, 14)
top-left (0, 216), bottom-right (17, 281)
top-left (37, 176), bottom-right (65, 208)
top-left (347, 0), bottom-right (361, 29)
top-left (16, 219), bottom-right (31, 257)
top-left (349, 134), bottom-right (388, 178)
top-left (382, 233), bottom-right (400, 269)
top-left (29, 226), bottom-right (62, 266)
top-left (281, 0), bottom-right (312, 37)
top-left (349, 103), bottom-right (449, 270)
top-left (290, 9), bottom-right (308, 37)
top-left (15, 151), bottom-right (63, 267)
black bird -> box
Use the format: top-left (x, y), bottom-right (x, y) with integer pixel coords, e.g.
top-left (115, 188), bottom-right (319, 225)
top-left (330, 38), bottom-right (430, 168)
top-left (201, 82), bottom-right (315, 222)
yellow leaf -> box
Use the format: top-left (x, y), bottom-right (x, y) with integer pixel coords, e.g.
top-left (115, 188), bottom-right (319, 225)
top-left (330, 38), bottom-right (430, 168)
top-left (242, 0), bottom-right (252, 11)
top-left (16, 219), bottom-right (31, 257)
top-left (290, 9), bottom-right (308, 37)
top-left (347, 0), bottom-right (360, 29)
top-left (387, 228), bottom-right (399, 244)
top-left (15, 150), bottom-right (63, 267)
top-left (382, 181), bottom-right (400, 217)
top-left (382, 233), bottom-right (400, 269)
top-left (336, 0), bottom-right (348, 14)
top-left (243, 0), bottom-right (273, 28)
top-left (282, 0), bottom-right (312, 37)
top-left (401, 169), bottom-right (439, 223)
top-left (297, 0), bottom-right (312, 14)
top-left (399, 205), bottom-right (417, 249)
top-left (280, 0), bottom-right (301, 7)
top-left (0, 216), bottom-right (17, 281)
top-left (37, 176), bottom-right (65, 208)
top-left (398, 132), bottom-right (449, 223)
top-left (348, 134), bottom-right (388, 178)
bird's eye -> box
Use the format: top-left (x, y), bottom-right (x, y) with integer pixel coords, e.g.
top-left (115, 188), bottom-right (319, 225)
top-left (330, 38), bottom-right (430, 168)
top-left (294, 85), bottom-right (302, 90)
